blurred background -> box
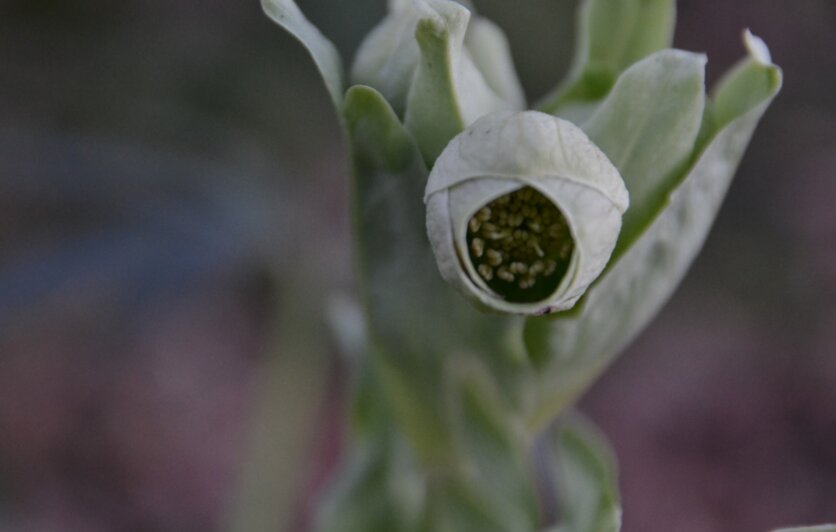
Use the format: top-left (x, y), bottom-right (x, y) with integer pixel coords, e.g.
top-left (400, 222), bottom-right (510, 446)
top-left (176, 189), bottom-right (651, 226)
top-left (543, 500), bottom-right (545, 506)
top-left (0, 0), bottom-right (834, 530)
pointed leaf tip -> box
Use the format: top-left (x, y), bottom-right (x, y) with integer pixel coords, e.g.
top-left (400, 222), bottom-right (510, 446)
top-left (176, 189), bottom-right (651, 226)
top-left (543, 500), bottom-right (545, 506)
top-left (744, 29), bottom-right (773, 66)
top-left (262, 0), bottom-right (344, 111)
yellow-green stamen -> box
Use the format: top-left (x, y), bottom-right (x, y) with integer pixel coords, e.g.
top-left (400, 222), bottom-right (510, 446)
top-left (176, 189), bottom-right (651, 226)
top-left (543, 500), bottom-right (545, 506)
top-left (465, 186), bottom-right (574, 303)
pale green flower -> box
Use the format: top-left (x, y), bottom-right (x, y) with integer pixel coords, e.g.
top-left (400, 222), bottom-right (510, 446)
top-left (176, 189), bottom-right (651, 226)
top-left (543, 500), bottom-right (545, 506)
top-left (351, 0), bottom-right (525, 116)
top-left (425, 111), bottom-right (628, 315)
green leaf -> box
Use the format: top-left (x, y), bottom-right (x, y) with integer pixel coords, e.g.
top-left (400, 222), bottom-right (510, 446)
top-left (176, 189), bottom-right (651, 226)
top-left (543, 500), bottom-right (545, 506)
top-left (524, 36), bottom-right (782, 431)
top-left (352, 0), bottom-right (523, 120)
top-left (538, 0), bottom-right (675, 120)
top-left (548, 415), bottom-right (621, 532)
top-left (344, 84), bottom-right (449, 460)
top-left (315, 432), bottom-right (427, 532)
top-left (405, 3), bottom-right (469, 163)
top-left (427, 480), bottom-right (535, 532)
top-left (344, 85), bottom-right (524, 463)
top-left (583, 49), bottom-right (706, 262)
top-left (404, 0), bottom-right (519, 164)
top-left (441, 359), bottom-right (540, 531)
top-left (701, 31), bottom-right (784, 149)
top-left (344, 86), bottom-right (538, 532)
top-left (262, 0), bottom-right (344, 110)
top-left (318, 298), bottom-right (427, 532)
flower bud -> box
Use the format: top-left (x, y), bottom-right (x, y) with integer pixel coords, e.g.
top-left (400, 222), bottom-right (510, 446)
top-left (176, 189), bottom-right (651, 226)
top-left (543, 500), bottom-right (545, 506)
top-left (425, 111), bottom-right (629, 315)
top-left (351, 0), bottom-right (524, 116)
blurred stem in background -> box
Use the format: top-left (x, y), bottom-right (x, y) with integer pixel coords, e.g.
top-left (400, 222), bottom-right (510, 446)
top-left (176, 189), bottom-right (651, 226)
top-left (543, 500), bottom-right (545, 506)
top-left (226, 263), bottom-right (333, 531)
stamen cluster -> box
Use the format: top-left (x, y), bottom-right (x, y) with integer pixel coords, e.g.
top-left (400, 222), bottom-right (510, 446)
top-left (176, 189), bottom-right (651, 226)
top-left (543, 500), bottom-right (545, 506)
top-left (465, 186), bottom-right (574, 303)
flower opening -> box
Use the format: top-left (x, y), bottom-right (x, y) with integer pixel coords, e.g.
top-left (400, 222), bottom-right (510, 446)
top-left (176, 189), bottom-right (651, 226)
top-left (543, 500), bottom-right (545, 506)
top-left (465, 187), bottom-right (574, 303)
top-left (425, 111), bottom-right (628, 315)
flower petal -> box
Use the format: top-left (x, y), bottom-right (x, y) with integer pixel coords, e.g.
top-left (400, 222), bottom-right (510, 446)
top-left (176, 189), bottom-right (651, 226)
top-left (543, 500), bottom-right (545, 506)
top-left (425, 111), bottom-right (628, 315)
top-left (465, 17), bottom-right (527, 110)
top-left (405, 0), bottom-right (520, 163)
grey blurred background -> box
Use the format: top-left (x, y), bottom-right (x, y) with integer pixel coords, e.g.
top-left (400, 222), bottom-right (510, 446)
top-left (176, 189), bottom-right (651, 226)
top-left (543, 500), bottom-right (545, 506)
top-left (0, 0), bottom-right (834, 531)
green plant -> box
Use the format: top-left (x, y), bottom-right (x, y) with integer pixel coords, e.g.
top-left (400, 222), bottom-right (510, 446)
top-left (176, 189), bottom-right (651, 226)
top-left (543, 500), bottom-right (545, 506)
top-left (257, 1), bottom-right (820, 530)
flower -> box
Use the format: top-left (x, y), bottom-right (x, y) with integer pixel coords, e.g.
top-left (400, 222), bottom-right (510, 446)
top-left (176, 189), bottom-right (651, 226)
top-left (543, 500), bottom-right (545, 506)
top-left (351, 0), bottom-right (525, 117)
top-left (351, 0), bottom-right (630, 315)
top-left (261, 0), bottom-right (780, 324)
top-left (425, 111), bottom-right (628, 315)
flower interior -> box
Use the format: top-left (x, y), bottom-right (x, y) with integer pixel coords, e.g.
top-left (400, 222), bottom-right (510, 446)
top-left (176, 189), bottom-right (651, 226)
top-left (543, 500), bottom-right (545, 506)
top-left (465, 186), bottom-right (574, 303)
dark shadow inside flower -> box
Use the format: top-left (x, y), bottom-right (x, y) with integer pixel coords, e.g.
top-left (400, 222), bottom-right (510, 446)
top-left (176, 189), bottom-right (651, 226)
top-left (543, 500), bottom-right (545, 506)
top-left (464, 186), bottom-right (574, 303)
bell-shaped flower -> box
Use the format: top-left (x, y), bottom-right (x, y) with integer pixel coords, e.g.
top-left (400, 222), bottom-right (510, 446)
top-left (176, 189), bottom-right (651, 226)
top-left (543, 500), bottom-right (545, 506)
top-left (351, 0), bottom-right (525, 116)
top-left (425, 111), bottom-right (629, 315)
